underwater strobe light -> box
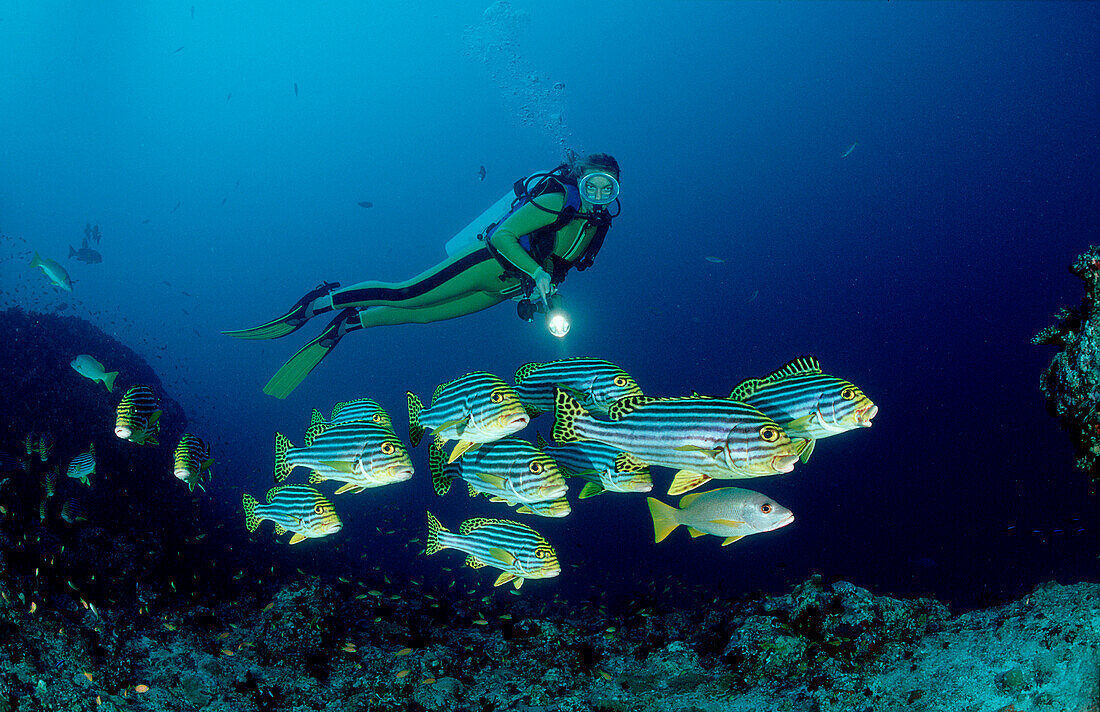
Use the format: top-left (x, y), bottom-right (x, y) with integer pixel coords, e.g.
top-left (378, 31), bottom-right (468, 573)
top-left (547, 309), bottom-right (570, 338)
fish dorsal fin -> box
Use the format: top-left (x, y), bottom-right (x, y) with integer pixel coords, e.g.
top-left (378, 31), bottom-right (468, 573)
top-left (266, 486), bottom-right (287, 503)
top-left (465, 555), bottom-right (487, 569)
top-left (488, 547), bottom-right (516, 566)
top-left (459, 517), bottom-right (496, 535)
top-left (763, 356), bottom-right (822, 383)
top-left (729, 378), bottom-right (765, 402)
top-left (678, 492), bottom-right (705, 509)
top-left (304, 422), bottom-right (333, 447)
top-left (607, 395), bottom-right (655, 421)
top-left (310, 409), bottom-right (325, 426)
top-left (514, 362), bottom-right (541, 385)
top-left (535, 433), bottom-right (549, 449)
top-left (687, 527), bottom-right (707, 538)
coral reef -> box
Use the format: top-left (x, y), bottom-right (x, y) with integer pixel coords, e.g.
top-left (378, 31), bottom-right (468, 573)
top-left (1034, 245), bottom-right (1100, 479)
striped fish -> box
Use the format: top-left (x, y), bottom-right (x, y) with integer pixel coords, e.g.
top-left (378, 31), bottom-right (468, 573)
top-left (553, 389), bottom-right (805, 496)
top-left (44, 467), bottom-right (58, 497)
top-left (173, 434), bottom-right (214, 492)
top-left (536, 433), bottom-right (652, 498)
top-left (66, 443), bottom-right (95, 487)
top-left (513, 357), bottom-right (643, 417)
top-left (329, 398), bottom-right (394, 430)
top-left (24, 432), bottom-right (36, 456)
top-left (425, 511), bottom-right (560, 588)
top-left (647, 487), bottom-right (794, 546)
top-left (429, 437), bottom-right (567, 515)
top-left (61, 498), bottom-right (88, 524)
top-left (114, 385), bottom-right (162, 445)
top-left (727, 356), bottom-right (877, 463)
top-left (242, 485), bottom-right (342, 544)
top-left (407, 372), bottom-right (529, 462)
top-left (37, 432), bottom-right (54, 462)
top-left (275, 421), bottom-right (413, 494)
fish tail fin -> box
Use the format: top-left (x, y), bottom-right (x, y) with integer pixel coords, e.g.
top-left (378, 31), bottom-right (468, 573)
top-left (243, 493), bottom-right (260, 532)
top-left (407, 392), bottom-right (425, 447)
top-left (428, 439), bottom-right (452, 496)
top-left (425, 511), bottom-right (447, 555)
top-left (29, 252), bottom-right (41, 268)
top-left (552, 387), bottom-right (589, 444)
top-left (102, 371), bottom-right (118, 393)
top-left (273, 432), bottom-right (293, 482)
top-left (647, 497), bottom-right (681, 543)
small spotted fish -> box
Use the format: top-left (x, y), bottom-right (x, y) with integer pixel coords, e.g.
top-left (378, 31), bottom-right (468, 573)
top-left (425, 511), bottom-right (559, 589)
top-left (115, 385), bottom-right (162, 445)
top-left (66, 444), bottom-right (95, 487)
top-left (242, 485), bottom-right (342, 545)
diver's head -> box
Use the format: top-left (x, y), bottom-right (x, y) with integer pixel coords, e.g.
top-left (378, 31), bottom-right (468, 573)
top-left (574, 154), bottom-right (620, 206)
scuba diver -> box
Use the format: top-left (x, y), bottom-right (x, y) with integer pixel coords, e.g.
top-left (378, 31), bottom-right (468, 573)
top-left (225, 152), bottom-right (621, 399)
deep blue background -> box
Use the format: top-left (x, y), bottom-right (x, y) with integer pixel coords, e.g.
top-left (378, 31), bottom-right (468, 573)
top-left (1, 1), bottom-right (1097, 610)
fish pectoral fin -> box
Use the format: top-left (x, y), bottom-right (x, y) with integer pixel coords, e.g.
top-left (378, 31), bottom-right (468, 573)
top-left (579, 482), bottom-right (604, 499)
top-left (710, 519), bottom-right (746, 528)
top-left (487, 547), bottom-right (516, 566)
top-left (721, 536), bottom-right (745, 546)
top-left (447, 440), bottom-right (479, 464)
top-left (494, 572), bottom-right (517, 587)
top-left (672, 444), bottom-right (723, 460)
top-left (687, 527), bottom-right (708, 538)
top-left (288, 533), bottom-right (306, 545)
top-left (333, 483), bottom-right (358, 495)
top-left (319, 460), bottom-right (356, 473)
top-left (796, 438), bottom-right (816, 463)
top-left (784, 414), bottom-right (817, 435)
top-left (147, 410), bottom-right (162, 427)
top-left (474, 472), bottom-right (506, 489)
top-left (512, 577), bottom-right (524, 590)
top-left (667, 470), bottom-right (711, 496)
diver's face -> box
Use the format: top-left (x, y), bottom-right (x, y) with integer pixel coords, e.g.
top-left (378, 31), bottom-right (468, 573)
top-left (580, 170), bottom-right (618, 205)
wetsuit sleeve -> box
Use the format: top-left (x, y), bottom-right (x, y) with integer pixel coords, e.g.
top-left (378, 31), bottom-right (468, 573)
top-left (489, 192), bottom-right (567, 278)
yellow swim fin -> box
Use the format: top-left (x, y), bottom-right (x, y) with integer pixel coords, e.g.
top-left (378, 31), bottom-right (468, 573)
top-left (263, 308), bottom-right (357, 399)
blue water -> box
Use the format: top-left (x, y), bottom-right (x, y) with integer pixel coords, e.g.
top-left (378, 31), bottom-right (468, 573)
top-left (1, 1), bottom-right (1096, 609)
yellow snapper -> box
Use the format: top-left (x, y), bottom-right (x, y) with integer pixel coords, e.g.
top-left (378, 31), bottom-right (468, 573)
top-left (29, 252), bottom-right (72, 291)
top-left (407, 372), bottom-right (529, 463)
top-left (425, 511), bottom-right (560, 589)
top-left (115, 385), bottom-right (161, 445)
top-left (647, 487), bottom-right (794, 546)
top-left (242, 485), bottom-right (342, 545)
top-left (553, 390), bottom-right (804, 496)
top-left (70, 355), bottom-right (119, 393)
top-left (726, 356), bottom-right (877, 462)
top-left (173, 434), bottom-right (214, 492)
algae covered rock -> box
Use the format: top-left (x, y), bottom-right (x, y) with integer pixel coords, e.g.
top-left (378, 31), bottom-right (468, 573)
top-left (1034, 245), bottom-right (1100, 479)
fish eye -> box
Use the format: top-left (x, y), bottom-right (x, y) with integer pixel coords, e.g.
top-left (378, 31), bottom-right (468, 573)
top-left (761, 503), bottom-right (773, 514)
top-left (373, 414), bottom-right (384, 423)
top-left (381, 442), bottom-right (396, 455)
top-left (490, 391), bottom-right (504, 403)
top-left (759, 426), bottom-right (780, 442)
top-left (528, 461), bottom-right (543, 474)
top-left (841, 387), bottom-right (856, 400)
top-left (613, 375), bottom-right (627, 387)
top-left (313, 504), bottom-right (325, 515)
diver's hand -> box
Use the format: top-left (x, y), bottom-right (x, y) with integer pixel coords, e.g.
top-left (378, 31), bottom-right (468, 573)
top-left (532, 267), bottom-right (552, 307)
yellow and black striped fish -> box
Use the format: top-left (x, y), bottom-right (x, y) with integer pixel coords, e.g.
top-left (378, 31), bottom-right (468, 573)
top-left (115, 385), bottom-right (162, 445)
top-left (173, 434), bottom-right (214, 492)
top-left (513, 357), bottom-right (643, 418)
top-left (242, 485), bottom-right (341, 545)
top-left (553, 389), bottom-right (804, 496)
top-left (407, 372), bottom-right (529, 463)
top-left (425, 511), bottom-right (560, 589)
top-left (275, 421), bottom-right (413, 494)
top-left (37, 432), bottom-right (54, 462)
top-left (428, 437), bottom-right (567, 515)
top-left (727, 356), bottom-right (877, 462)
top-left (536, 433), bottom-right (653, 498)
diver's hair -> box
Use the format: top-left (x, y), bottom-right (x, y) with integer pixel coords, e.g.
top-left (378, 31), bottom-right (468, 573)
top-left (567, 153), bottom-right (620, 179)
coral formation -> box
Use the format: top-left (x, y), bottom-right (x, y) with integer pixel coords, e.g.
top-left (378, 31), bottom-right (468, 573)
top-left (1035, 245), bottom-right (1100, 479)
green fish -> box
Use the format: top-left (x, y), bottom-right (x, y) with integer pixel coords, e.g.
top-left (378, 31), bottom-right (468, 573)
top-left (647, 487), bottom-right (794, 546)
top-left (242, 485), bottom-right (342, 544)
top-left (173, 434), bottom-right (214, 492)
top-left (70, 355), bottom-right (119, 392)
top-left (29, 252), bottom-right (72, 291)
top-left (425, 511), bottom-right (560, 589)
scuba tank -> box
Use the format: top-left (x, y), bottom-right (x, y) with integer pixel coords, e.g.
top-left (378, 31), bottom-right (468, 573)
top-left (444, 168), bottom-right (560, 257)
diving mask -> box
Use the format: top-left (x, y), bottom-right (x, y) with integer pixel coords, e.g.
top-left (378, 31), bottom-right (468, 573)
top-left (578, 171), bottom-right (619, 206)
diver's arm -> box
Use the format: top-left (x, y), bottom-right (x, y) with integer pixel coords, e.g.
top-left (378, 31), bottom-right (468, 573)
top-left (489, 192), bottom-right (567, 278)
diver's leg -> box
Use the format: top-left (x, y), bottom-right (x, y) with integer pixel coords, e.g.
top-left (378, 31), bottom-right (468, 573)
top-left (329, 250), bottom-right (507, 311)
top-left (356, 292), bottom-right (507, 327)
